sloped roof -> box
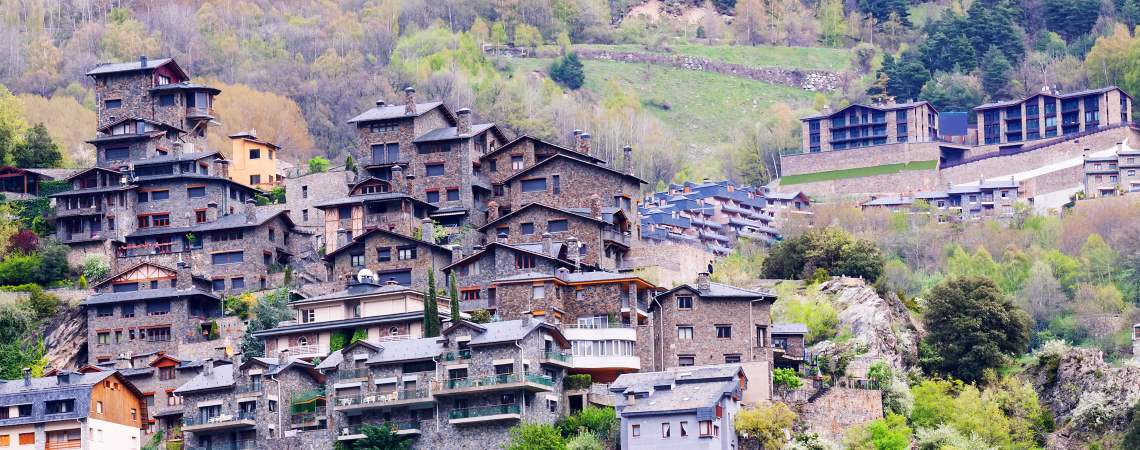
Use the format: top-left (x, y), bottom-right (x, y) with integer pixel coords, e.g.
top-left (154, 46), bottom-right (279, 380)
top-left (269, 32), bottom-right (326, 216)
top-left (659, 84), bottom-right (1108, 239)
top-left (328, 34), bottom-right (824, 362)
top-left (0, 371), bottom-right (126, 426)
top-left (83, 287), bottom-right (220, 306)
top-left (655, 281), bottom-right (774, 301)
top-left (126, 208), bottom-right (293, 239)
top-left (413, 123), bottom-right (501, 143)
top-left (478, 202), bottom-right (612, 231)
top-left (501, 154), bottom-right (646, 185)
top-left (86, 58), bottom-right (183, 77)
top-left (347, 102), bottom-right (448, 124)
top-left (150, 82), bottom-right (220, 95)
top-left (442, 319), bottom-right (569, 348)
top-left (772, 323), bottom-right (809, 335)
top-left (442, 242), bottom-right (574, 272)
top-left (173, 363), bottom-right (234, 394)
top-left (481, 135), bottom-right (604, 164)
top-left (314, 192), bottom-right (433, 209)
top-left (323, 227), bottom-right (450, 260)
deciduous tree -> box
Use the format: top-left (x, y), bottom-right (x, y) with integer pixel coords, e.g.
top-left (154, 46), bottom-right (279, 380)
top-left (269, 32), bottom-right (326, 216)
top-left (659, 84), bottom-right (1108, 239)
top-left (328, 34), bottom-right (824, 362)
top-left (921, 277), bottom-right (1031, 383)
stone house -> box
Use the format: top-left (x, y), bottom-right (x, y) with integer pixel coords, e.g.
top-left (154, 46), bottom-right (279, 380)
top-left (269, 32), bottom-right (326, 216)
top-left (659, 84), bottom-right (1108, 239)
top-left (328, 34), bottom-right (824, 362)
top-left (500, 153), bottom-right (644, 220)
top-left (84, 263), bottom-right (223, 366)
top-left (479, 203), bottom-right (633, 271)
top-left (174, 357), bottom-right (329, 450)
top-left (323, 220), bottom-right (452, 290)
top-left (649, 273), bottom-right (776, 405)
top-left (761, 191), bottom-right (814, 226)
top-left (479, 134), bottom-right (605, 186)
top-left (641, 180), bottom-right (776, 254)
top-left (770, 323), bottom-right (809, 373)
top-left (611, 364), bottom-right (746, 450)
top-left (102, 353), bottom-right (214, 437)
top-left (442, 242), bottom-right (580, 313)
top-left (315, 189), bottom-right (434, 254)
top-left (253, 280), bottom-right (454, 361)
top-left (0, 370), bottom-right (148, 450)
top-left (489, 270), bottom-right (655, 382)
top-left (282, 168), bottom-right (352, 239)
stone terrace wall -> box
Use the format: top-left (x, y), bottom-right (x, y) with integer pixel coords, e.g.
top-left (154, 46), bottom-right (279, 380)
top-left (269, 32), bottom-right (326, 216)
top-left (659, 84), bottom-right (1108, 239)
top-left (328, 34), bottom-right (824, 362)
top-left (941, 126), bottom-right (1135, 184)
top-left (797, 387), bottom-right (883, 443)
top-left (781, 142), bottom-right (942, 176)
top-left (1021, 164), bottom-right (1083, 198)
top-left (782, 168), bottom-right (942, 201)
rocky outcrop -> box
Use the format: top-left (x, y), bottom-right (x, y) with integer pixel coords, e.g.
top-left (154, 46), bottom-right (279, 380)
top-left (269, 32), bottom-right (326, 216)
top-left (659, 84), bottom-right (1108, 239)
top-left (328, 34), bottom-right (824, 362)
top-left (1027, 345), bottom-right (1140, 449)
top-left (43, 292), bottom-right (89, 370)
top-left (810, 278), bottom-right (922, 376)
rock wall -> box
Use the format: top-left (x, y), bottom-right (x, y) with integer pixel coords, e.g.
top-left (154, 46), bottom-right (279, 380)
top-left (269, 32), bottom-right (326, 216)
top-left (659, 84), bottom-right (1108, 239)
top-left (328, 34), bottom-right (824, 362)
top-left (797, 387), bottom-right (884, 443)
top-left (809, 278), bottom-right (921, 374)
top-left (779, 168), bottom-right (943, 201)
top-left (941, 126), bottom-right (1135, 184)
top-left (781, 142), bottom-right (943, 177)
top-left (1027, 347), bottom-right (1140, 449)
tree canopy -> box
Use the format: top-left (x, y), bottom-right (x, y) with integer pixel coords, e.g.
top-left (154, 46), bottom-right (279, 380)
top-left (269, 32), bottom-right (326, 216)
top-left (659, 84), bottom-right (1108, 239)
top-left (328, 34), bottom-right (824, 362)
top-left (921, 277), bottom-right (1031, 383)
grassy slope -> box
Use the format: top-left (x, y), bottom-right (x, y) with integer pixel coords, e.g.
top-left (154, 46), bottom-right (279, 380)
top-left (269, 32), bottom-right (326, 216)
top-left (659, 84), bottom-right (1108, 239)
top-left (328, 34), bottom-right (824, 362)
top-left (780, 160), bottom-right (939, 185)
top-left (574, 44), bottom-right (851, 71)
top-left (513, 58), bottom-right (819, 150)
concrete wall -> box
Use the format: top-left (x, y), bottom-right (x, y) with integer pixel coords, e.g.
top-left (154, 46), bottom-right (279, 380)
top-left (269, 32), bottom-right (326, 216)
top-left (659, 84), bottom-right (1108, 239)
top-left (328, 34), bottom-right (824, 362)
top-left (941, 126), bottom-right (1135, 184)
top-left (781, 141), bottom-right (942, 176)
top-left (782, 169), bottom-right (942, 201)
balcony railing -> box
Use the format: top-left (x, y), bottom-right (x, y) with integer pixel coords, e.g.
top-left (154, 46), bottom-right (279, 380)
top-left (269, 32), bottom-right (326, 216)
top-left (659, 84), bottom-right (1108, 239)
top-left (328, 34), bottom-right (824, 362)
top-left (448, 403), bottom-right (521, 420)
top-left (45, 441), bottom-right (82, 450)
top-left (602, 229), bottom-right (630, 245)
top-left (234, 383), bottom-right (263, 394)
top-left (562, 322), bottom-right (634, 329)
top-left (56, 205), bottom-right (104, 217)
top-left (443, 373), bottom-right (552, 390)
top-left (186, 106), bottom-right (215, 117)
top-left (543, 351), bottom-right (573, 364)
top-left (335, 389), bottom-right (430, 408)
top-left (184, 440), bottom-right (256, 450)
top-left (441, 349), bottom-right (471, 361)
top-left (289, 407), bottom-right (327, 426)
top-left (335, 367), bottom-right (371, 380)
top-left (337, 421), bottom-right (421, 438)
top-left (182, 411), bottom-right (256, 428)
top-left (281, 345), bottom-right (323, 356)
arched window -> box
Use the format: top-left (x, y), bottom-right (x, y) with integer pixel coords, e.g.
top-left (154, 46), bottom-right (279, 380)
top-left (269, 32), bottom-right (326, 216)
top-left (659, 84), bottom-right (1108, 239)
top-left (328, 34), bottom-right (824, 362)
top-left (389, 326), bottom-right (400, 336)
top-left (298, 336), bottom-right (308, 346)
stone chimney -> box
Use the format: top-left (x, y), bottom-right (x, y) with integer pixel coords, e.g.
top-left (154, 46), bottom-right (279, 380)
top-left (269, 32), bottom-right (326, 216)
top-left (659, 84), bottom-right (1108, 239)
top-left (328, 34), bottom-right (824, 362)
top-left (696, 272), bottom-right (711, 292)
top-left (211, 158), bottom-right (229, 178)
top-left (336, 228), bottom-right (350, 249)
top-left (57, 371), bottom-right (71, 385)
top-left (176, 264), bottom-right (193, 290)
top-left (207, 202), bottom-right (219, 221)
top-left (202, 358), bottom-right (213, 375)
top-left (375, 99), bottom-right (387, 107)
top-left (391, 165), bottom-right (405, 193)
top-left (172, 142), bottom-right (184, 160)
top-left (555, 267), bottom-right (570, 279)
top-left (572, 129), bottom-right (583, 143)
top-left (521, 312), bottom-right (533, 327)
top-left (589, 193), bottom-right (602, 219)
top-left (542, 232), bottom-right (553, 255)
top-left (404, 87), bottom-right (417, 115)
top-left (278, 348), bottom-right (291, 363)
top-left (456, 108), bottom-right (472, 135)
top-left (487, 200), bottom-right (499, 222)
top-left (623, 145), bottom-right (633, 175)
top-left (421, 218), bottom-right (434, 243)
top-left (451, 246), bottom-right (464, 264)
top-left (23, 368), bottom-right (31, 386)
top-left (577, 132), bottom-right (591, 155)
top-left (140, 55), bottom-right (148, 68)
top-left (244, 199), bottom-right (258, 224)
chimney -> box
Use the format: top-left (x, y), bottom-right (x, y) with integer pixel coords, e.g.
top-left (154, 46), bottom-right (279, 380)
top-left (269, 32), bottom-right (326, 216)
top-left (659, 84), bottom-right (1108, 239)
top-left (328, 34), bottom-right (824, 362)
top-left (555, 267), bottom-right (570, 279)
top-left (175, 264), bottom-right (193, 290)
top-left (456, 108), bottom-right (472, 135)
top-left (696, 272), bottom-right (711, 292)
top-left (375, 99), bottom-right (386, 107)
top-left (486, 200), bottom-right (499, 222)
top-left (207, 202), bottom-right (219, 221)
top-left (578, 132), bottom-right (591, 155)
top-left (625, 393), bottom-right (636, 406)
top-left (542, 232), bottom-right (553, 255)
top-left (589, 193), bottom-right (602, 219)
top-left (572, 129), bottom-right (583, 144)
top-left (172, 142), bottom-right (184, 159)
top-left (139, 55), bottom-right (148, 68)
top-left (623, 145), bottom-right (633, 175)
top-left (57, 371), bottom-right (71, 385)
top-left (1117, 142), bottom-right (1124, 152)
top-left (244, 198), bottom-right (258, 224)
top-left (451, 246), bottom-right (464, 264)
top-left (22, 368), bottom-right (31, 386)
top-left (202, 358), bottom-right (214, 375)
top-left (385, 278), bottom-right (399, 286)
top-left (336, 228), bottom-right (350, 249)
top-left (521, 312), bottom-right (533, 327)
top-left (211, 158), bottom-right (229, 178)
top-left (421, 218), bottom-right (435, 243)
top-left (404, 87), bottom-right (417, 115)
top-left (391, 165), bottom-right (405, 193)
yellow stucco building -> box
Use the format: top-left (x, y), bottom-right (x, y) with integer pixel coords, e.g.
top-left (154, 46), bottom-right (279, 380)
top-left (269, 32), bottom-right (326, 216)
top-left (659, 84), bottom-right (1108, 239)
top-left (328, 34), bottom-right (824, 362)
top-left (227, 130), bottom-right (281, 189)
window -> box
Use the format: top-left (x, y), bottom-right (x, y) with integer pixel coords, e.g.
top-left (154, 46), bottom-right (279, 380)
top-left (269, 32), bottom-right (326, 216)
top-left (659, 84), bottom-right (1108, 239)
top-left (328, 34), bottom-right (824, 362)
top-left (677, 296), bottom-right (693, 309)
top-left (397, 247), bottom-right (416, 260)
top-left (213, 230), bottom-right (243, 242)
top-left (0, 435), bottom-right (8, 446)
top-left (511, 155), bottom-right (525, 170)
top-left (188, 186), bottom-right (206, 198)
top-left (97, 332), bottom-right (110, 345)
top-left (249, 149), bottom-right (261, 159)
top-left (212, 251), bottom-right (244, 265)
top-left (158, 94), bottom-right (175, 106)
top-left (677, 326), bottom-right (693, 340)
top-left (552, 175), bottom-right (561, 194)
top-left (147, 327), bottom-right (171, 342)
top-left (301, 309), bottom-right (316, 323)
top-left (699, 420), bottom-right (713, 437)
top-left (19, 433), bottom-right (33, 445)
top-left (426, 190), bottom-right (440, 203)
top-left (231, 277), bottom-right (245, 290)
top-left (716, 325), bottom-right (732, 338)
top-left (377, 247), bottom-right (391, 262)
top-left (144, 189), bottom-right (170, 201)
top-left (159, 367), bottom-right (176, 381)
top-left (211, 279), bottom-right (225, 291)
top-left (250, 175), bottom-right (261, 185)
top-left (532, 285), bottom-right (545, 299)
top-left (350, 253), bottom-right (365, 267)
top-left (426, 163), bottom-right (445, 177)
top-left (547, 220), bottom-right (568, 232)
top-left (521, 178), bottom-right (546, 192)
top-left (446, 188), bottom-right (460, 201)
top-left (302, 209), bottom-right (309, 221)
top-left (725, 354), bottom-right (742, 363)
top-left (520, 223), bottom-right (535, 235)
top-left (678, 355), bottom-right (695, 366)
top-left (97, 305), bottom-right (114, 317)
top-left (195, 209), bottom-right (207, 223)
top-left (515, 253), bottom-right (535, 269)
top-left (104, 99), bottom-right (121, 109)
top-left (121, 303), bottom-right (135, 318)
top-left (462, 289), bottom-right (480, 300)
top-left (631, 424), bottom-right (641, 438)
top-left (680, 421), bottom-right (689, 437)
top-left (661, 423), bottom-right (670, 438)
top-left (105, 147), bottom-right (129, 160)
top-left (495, 226), bottom-right (509, 238)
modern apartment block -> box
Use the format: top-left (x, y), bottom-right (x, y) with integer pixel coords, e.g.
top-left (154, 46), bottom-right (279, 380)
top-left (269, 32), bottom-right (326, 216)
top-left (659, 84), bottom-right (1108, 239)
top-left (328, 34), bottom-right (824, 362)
top-left (612, 364), bottom-right (746, 450)
top-left (860, 178), bottom-right (1021, 222)
top-left (641, 180), bottom-right (781, 255)
top-left (975, 86), bottom-right (1132, 145)
top-left (1082, 143), bottom-right (1140, 198)
top-left (317, 318), bottom-right (570, 449)
top-left (0, 370), bottom-right (147, 450)
top-left (800, 101), bottom-right (940, 153)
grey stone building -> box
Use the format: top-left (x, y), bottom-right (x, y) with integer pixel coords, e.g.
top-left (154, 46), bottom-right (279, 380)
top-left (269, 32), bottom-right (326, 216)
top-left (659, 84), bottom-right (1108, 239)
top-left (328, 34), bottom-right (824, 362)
top-left (323, 221), bottom-right (452, 290)
top-left (442, 242), bottom-right (581, 313)
top-left (478, 203), bottom-right (633, 271)
top-left (282, 168), bottom-right (352, 238)
top-left (174, 357), bottom-right (329, 450)
top-left (611, 364), bottom-right (746, 450)
top-left (770, 323), bottom-right (808, 373)
top-left (316, 318), bottom-right (571, 450)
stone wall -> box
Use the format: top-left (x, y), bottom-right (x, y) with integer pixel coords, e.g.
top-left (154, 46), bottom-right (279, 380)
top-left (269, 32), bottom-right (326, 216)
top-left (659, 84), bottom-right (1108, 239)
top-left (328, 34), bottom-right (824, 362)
top-left (506, 157), bottom-right (641, 219)
top-left (781, 141), bottom-right (942, 176)
top-left (941, 126), bottom-right (1136, 184)
top-left (283, 169), bottom-right (351, 236)
top-left (1021, 164), bottom-right (1083, 199)
top-left (326, 230), bottom-right (450, 290)
top-left (781, 168), bottom-right (942, 201)
top-left (624, 243), bottom-right (714, 289)
top-left (797, 387), bottom-right (883, 443)
top-left (486, 206), bottom-right (616, 269)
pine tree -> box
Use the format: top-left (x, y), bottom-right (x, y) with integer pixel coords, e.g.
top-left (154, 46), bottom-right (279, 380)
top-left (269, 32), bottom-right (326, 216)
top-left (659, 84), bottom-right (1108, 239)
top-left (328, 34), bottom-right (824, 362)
top-left (549, 53), bottom-right (585, 90)
top-left (1125, 0), bottom-right (1140, 29)
top-left (13, 124), bottom-right (61, 168)
top-left (344, 155), bottom-right (357, 173)
top-left (448, 272), bottom-right (461, 323)
top-left (423, 270), bottom-right (441, 337)
top-left (980, 46), bottom-right (1012, 100)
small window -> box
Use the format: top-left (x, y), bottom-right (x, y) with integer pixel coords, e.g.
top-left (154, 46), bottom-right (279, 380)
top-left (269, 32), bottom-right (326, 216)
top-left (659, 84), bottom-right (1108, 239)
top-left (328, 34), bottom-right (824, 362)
top-left (725, 354), bottom-right (741, 363)
top-left (212, 251), bottom-right (244, 265)
top-left (158, 94), bottom-right (175, 106)
top-left (211, 279), bottom-right (225, 291)
top-left (532, 285), bottom-right (545, 299)
top-left (104, 99), bottom-right (122, 109)
top-left (547, 220), bottom-right (568, 232)
top-left (426, 164), bottom-right (445, 177)
top-left (679, 421), bottom-right (688, 437)
top-left (377, 247), bottom-right (391, 262)
top-left (515, 253), bottom-right (535, 269)
top-left (716, 325), bottom-right (732, 338)
top-left (231, 277), bottom-right (245, 290)
top-left (188, 186), bottom-right (206, 198)
top-left (511, 155), bottom-right (525, 170)
top-left (631, 424), bottom-right (641, 438)
top-left (398, 247), bottom-right (417, 260)
top-left (195, 209), bottom-right (207, 223)
top-left (677, 326), bottom-right (693, 340)
top-left (677, 296), bottom-right (693, 309)
top-left (447, 188), bottom-right (460, 201)
top-left (678, 355), bottom-right (695, 366)
top-left (520, 223), bottom-right (535, 235)
top-left (426, 191), bottom-right (440, 203)
top-left (699, 420), bottom-right (713, 437)
top-left (302, 186), bottom-right (308, 198)
top-left (250, 175), bottom-right (261, 185)
top-left (249, 149), bottom-right (261, 159)
top-left (302, 209), bottom-right (309, 221)
top-left (661, 422), bottom-right (670, 438)
top-left (105, 147), bottom-right (129, 160)
top-left (350, 253), bottom-right (365, 267)
top-left (159, 367), bottom-right (176, 381)
top-left (521, 178), bottom-right (546, 192)
top-left (552, 175), bottom-right (561, 195)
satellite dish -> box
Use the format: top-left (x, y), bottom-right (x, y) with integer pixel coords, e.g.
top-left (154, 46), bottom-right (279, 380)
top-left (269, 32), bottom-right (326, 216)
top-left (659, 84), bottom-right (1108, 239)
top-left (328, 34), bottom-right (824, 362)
top-left (356, 269), bottom-right (376, 284)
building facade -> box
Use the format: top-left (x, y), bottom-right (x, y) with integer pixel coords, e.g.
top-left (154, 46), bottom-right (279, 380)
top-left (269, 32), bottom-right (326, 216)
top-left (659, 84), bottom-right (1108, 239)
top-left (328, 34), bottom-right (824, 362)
top-left (612, 364), bottom-right (746, 450)
top-left (227, 131), bottom-right (283, 189)
top-left (975, 86), bottom-right (1132, 146)
top-left (1082, 143), bottom-right (1140, 198)
top-left (0, 370), bottom-right (147, 450)
top-left (800, 101), bottom-right (940, 153)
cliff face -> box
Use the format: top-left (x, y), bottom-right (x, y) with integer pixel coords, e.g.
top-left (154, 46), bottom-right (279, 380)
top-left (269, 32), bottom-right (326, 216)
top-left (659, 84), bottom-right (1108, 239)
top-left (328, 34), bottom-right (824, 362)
top-left (809, 278), bottom-right (922, 376)
top-left (43, 300), bottom-right (86, 370)
top-left (1027, 346), bottom-right (1140, 449)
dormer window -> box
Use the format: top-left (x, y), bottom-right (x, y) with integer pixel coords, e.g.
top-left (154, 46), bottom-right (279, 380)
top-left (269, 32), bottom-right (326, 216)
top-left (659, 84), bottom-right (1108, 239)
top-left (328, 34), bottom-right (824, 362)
top-left (157, 75), bottom-right (171, 85)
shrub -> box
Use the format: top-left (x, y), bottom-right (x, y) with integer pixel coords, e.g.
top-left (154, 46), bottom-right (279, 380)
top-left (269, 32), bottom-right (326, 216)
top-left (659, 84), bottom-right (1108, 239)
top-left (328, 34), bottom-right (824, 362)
top-left (565, 431), bottom-right (603, 450)
top-left (0, 254), bottom-right (42, 286)
top-left (224, 293), bottom-right (255, 319)
top-left (308, 156), bottom-right (330, 174)
top-left (563, 374), bottom-right (592, 390)
top-left (549, 53), bottom-right (585, 90)
top-left (845, 413), bottom-right (911, 450)
top-left (773, 368), bottom-right (803, 397)
top-left (557, 407), bottom-right (617, 441)
top-left (82, 255), bottom-right (109, 282)
top-left (506, 423), bottom-right (565, 450)
top-left (36, 241), bottom-right (70, 285)
top-left (8, 230), bottom-right (37, 253)
top-left (469, 308), bottom-right (492, 323)
top-left (735, 402), bottom-right (796, 449)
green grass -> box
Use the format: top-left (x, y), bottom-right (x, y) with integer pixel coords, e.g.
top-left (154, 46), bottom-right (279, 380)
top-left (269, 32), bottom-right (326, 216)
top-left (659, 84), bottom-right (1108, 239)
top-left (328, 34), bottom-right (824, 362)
top-left (780, 160), bottom-right (939, 185)
top-left (574, 43), bottom-right (851, 71)
top-left (512, 58), bottom-right (819, 150)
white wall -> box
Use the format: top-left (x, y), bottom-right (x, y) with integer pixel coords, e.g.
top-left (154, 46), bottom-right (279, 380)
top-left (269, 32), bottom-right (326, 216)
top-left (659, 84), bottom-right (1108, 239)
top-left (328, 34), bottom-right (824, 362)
top-left (88, 417), bottom-right (142, 450)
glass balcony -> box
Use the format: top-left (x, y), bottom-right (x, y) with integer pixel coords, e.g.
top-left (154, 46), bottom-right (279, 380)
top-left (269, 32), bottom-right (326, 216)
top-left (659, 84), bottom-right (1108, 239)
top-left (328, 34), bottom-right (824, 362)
top-left (181, 411), bottom-right (257, 431)
top-left (448, 403), bottom-right (521, 421)
top-left (335, 367), bottom-right (371, 380)
top-left (543, 351), bottom-right (572, 363)
top-left (334, 389), bottom-right (430, 410)
top-left (336, 421), bottom-right (422, 440)
top-left (441, 349), bottom-right (471, 361)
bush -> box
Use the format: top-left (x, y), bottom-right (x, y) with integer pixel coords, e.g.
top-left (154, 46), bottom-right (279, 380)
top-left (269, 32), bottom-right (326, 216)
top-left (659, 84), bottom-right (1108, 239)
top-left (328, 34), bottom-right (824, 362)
top-left (82, 255), bottom-right (109, 282)
top-left (564, 374), bottom-right (592, 390)
top-left (565, 431), bottom-right (603, 450)
top-left (773, 368), bottom-right (803, 397)
top-left (308, 156), bottom-right (330, 174)
top-left (556, 407), bottom-right (617, 441)
top-left (36, 241), bottom-right (70, 285)
top-left (0, 254), bottom-right (42, 286)
top-left (470, 308), bottom-right (492, 323)
top-left (921, 277), bottom-right (1031, 383)
top-left (845, 413), bottom-right (911, 450)
top-left (224, 293), bottom-right (255, 319)
top-left (761, 227), bottom-right (884, 281)
top-left (8, 230), bottom-right (37, 253)
top-left (735, 402), bottom-right (796, 449)
top-left (506, 423), bottom-right (565, 450)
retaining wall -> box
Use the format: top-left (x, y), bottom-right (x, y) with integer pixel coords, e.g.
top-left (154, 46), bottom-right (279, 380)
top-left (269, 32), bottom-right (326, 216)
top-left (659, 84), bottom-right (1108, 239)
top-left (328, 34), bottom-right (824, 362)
top-left (781, 142), bottom-right (943, 177)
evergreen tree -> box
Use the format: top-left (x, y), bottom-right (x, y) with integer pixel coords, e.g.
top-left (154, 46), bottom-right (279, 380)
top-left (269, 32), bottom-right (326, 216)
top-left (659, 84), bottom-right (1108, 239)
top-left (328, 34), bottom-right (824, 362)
top-left (965, 0), bottom-right (1025, 65)
top-left (884, 52), bottom-right (930, 102)
top-left (448, 272), bottom-right (461, 323)
top-left (423, 270), bottom-right (441, 337)
top-left (858, 0), bottom-right (911, 28)
top-left (344, 155), bottom-right (357, 173)
top-left (549, 53), bottom-right (585, 90)
top-left (980, 46), bottom-right (1012, 100)
top-left (1043, 0), bottom-right (1101, 42)
top-left (921, 277), bottom-right (1031, 383)
top-left (14, 124), bottom-right (61, 168)
top-left (1124, 0), bottom-right (1140, 29)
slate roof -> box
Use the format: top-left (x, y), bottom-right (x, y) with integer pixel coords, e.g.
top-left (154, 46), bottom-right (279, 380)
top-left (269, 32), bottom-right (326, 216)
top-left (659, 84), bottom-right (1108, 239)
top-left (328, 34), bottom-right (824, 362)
top-left (324, 227), bottom-right (450, 260)
top-left (49, 184), bottom-right (136, 197)
top-left (443, 319), bottom-right (569, 348)
top-left (442, 242), bottom-right (576, 272)
top-left (0, 371), bottom-right (140, 427)
top-left (289, 281), bottom-right (418, 305)
top-left (346, 102), bottom-right (447, 124)
top-left (150, 82), bottom-right (220, 94)
top-left (656, 282), bottom-right (774, 301)
top-left (491, 270), bottom-right (647, 285)
top-left (252, 311), bottom-right (436, 338)
top-left (83, 287), bottom-right (220, 306)
top-left (125, 208), bottom-right (292, 238)
top-left (771, 323), bottom-right (809, 335)
top-left (314, 192), bottom-right (432, 209)
top-left (86, 58), bottom-right (179, 76)
top-left (863, 196), bottom-right (913, 207)
top-left (800, 101), bottom-right (935, 121)
top-left (501, 153), bottom-right (647, 185)
top-left (765, 191), bottom-right (808, 201)
top-left (610, 364), bottom-right (744, 416)
top-left (481, 134), bottom-right (605, 164)
top-left (131, 151), bottom-right (221, 166)
top-left (974, 86), bottom-right (1129, 110)
top-left (478, 203), bottom-right (614, 231)
top-left (413, 123), bottom-right (497, 143)
top-left (173, 363), bottom-right (234, 394)
top-left (366, 337), bottom-right (445, 364)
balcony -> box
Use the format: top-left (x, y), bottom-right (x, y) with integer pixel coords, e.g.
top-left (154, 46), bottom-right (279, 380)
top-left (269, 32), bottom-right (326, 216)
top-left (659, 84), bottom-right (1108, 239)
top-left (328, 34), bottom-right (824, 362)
top-left (333, 389), bottom-right (433, 411)
top-left (185, 106), bottom-right (215, 118)
top-left (181, 411), bottom-right (257, 432)
top-left (60, 231), bottom-right (105, 243)
top-left (55, 205), bottom-right (104, 217)
top-left (441, 349), bottom-right (472, 362)
top-left (366, 157), bottom-right (407, 167)
top-left (233, 383), bottom-right (263, 395)
top-left (45, 441), bottom-right (82, 450)
top-left (540, 351), bottom-right (573, 368)
top-left (448, 403), bottom-right (522, 425)
top-left (335, 367), bottom-right (371, 381)
top-left (336, 421), bottom-right (423, 441)
top-left (289, 407), bottom-right (327, 428)
top-left (434, 373), bottom-right (554, 397)
top-left (280, 344), bottom-right (324, 358)
top-left (602, 229), bottom-right (630, 246)
top-left (184, 440), bottom-right (256, 450)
